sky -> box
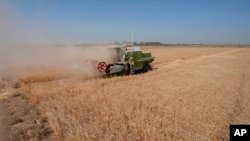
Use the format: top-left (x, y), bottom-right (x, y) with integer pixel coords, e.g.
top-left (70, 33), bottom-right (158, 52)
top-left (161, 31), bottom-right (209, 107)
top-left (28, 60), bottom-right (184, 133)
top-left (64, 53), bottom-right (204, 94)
top-left (1, 0), bottom-right (250, 44)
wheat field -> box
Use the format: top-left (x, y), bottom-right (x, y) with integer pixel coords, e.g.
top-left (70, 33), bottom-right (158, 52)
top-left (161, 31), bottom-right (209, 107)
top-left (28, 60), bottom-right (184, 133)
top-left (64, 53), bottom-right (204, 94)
top-left (18, 46), bottom-right (250, 141)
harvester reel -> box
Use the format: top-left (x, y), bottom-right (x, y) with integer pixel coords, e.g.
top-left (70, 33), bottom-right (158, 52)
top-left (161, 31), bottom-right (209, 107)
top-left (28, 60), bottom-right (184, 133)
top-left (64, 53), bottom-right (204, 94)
top-left (97, 62), bottom-right (107, 72)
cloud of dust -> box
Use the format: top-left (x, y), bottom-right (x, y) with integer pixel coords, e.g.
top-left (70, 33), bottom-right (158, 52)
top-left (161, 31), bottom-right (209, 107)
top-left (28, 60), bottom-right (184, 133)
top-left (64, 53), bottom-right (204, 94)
top-left (0, 1), bottom-right (116, 81)
top-left (0, 45), bottom-right (115, 81)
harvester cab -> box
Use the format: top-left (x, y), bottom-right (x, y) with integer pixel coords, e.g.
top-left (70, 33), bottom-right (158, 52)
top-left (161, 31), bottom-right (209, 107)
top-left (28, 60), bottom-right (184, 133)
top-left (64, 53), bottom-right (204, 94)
top-left (97, 46), bottom-right (154, 76)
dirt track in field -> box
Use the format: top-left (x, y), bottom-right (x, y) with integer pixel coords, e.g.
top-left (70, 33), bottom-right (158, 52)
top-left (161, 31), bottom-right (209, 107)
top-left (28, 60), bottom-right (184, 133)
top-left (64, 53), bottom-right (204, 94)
top-left (0, 78), bottom-right (55, 141)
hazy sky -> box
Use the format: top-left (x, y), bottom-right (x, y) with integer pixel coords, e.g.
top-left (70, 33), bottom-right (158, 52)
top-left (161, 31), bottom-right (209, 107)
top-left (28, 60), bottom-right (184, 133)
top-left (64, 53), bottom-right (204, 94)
top-left (1, 0), bottom-right (250, 44)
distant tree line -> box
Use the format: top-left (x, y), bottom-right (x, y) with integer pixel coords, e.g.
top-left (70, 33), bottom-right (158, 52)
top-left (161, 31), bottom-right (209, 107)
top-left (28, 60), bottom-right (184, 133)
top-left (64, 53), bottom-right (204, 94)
top-left (114, 41), bottom-right (165, 46)
top-left (69, 42), bottom-right (250, 47)
top-left (134, 42), bottom-right (164, 46)
top-left (113, 41), bottom-right (250, 47)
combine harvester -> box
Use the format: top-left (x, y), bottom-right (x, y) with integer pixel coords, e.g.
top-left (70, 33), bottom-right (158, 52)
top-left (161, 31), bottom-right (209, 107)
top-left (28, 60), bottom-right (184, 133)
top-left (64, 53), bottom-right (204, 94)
top-left (96, 44), bottom-right (154, 77)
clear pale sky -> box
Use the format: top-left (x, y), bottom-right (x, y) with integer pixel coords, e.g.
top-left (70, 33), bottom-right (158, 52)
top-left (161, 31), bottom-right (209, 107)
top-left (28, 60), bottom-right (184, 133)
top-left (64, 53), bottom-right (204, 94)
top-left (1, 0), bottom-right (250, 44)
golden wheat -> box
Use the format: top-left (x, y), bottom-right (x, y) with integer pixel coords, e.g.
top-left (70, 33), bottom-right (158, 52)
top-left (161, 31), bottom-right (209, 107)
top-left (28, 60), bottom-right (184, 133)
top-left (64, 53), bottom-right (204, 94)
top-left (19, 47), bottom-right (250, 141)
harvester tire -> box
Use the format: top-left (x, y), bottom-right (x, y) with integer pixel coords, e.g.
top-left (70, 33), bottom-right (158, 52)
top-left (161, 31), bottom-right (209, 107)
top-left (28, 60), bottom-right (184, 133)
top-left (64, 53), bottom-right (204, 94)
top-left (124, 64), bottom-right (131, 75)
top-left (143, 64), bottom-right (153, 72)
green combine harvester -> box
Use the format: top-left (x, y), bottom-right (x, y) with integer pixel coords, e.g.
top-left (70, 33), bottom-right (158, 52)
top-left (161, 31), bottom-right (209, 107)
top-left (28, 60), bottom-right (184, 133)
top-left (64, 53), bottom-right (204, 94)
top-left (97, 45), bottom-right (154, 76)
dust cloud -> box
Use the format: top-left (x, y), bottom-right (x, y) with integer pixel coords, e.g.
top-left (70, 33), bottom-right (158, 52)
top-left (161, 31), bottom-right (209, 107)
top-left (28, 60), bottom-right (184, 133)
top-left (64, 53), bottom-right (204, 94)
top-left (0, 45), bottom-right (115, 80)
top-left (0, 1), bottom-right (115, 81)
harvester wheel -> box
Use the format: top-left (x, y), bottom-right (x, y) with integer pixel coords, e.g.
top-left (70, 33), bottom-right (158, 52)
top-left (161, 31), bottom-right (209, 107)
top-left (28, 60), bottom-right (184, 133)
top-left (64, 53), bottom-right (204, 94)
top-left (143, 64), bottom-right (153, 72)
top-left (97, 62), bottom-right (107, 72)
top-left (124, 64), bottom-right (131, 75)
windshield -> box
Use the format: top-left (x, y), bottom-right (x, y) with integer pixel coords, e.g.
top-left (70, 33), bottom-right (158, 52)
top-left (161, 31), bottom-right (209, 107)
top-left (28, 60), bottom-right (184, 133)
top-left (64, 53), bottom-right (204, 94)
top-left (108, 47), bottom-right (126, 62)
